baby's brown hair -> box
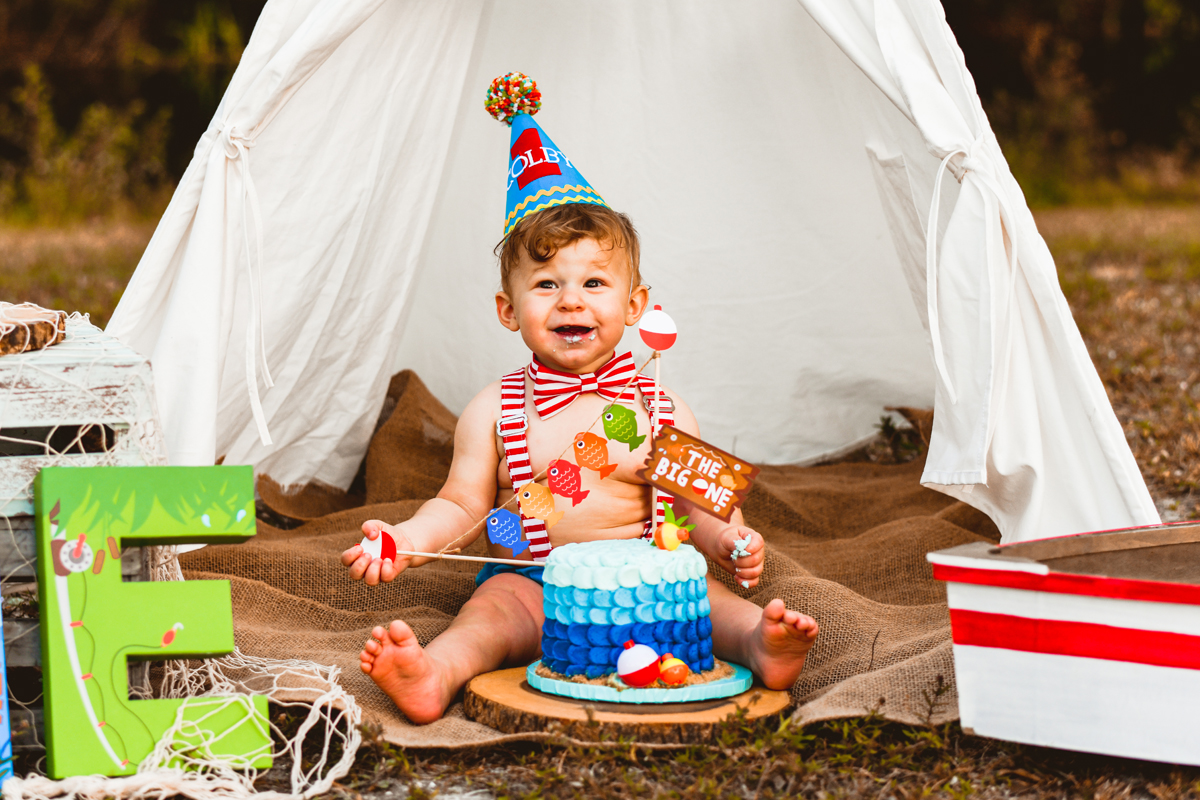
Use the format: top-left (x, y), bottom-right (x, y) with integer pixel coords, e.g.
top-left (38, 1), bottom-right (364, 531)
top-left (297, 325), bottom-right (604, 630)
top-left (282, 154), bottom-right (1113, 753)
top-left (496, 204), bottom-right (641, 295)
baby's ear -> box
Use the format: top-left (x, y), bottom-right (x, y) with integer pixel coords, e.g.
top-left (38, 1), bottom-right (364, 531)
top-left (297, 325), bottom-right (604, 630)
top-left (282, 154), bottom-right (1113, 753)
top-left (625, 283), bottom-right (650, 326)
top-left (495, 291), bottom-right (520, 331)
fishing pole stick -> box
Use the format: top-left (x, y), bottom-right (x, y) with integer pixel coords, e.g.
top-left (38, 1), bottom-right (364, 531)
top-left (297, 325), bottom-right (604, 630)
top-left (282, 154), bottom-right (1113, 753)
top-left (396, 549), bottom-right (535, 567)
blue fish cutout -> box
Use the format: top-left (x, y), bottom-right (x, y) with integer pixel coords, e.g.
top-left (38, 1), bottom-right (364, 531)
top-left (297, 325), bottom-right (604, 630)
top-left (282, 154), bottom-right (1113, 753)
top-left (486, 508), bottom-right (530, 556)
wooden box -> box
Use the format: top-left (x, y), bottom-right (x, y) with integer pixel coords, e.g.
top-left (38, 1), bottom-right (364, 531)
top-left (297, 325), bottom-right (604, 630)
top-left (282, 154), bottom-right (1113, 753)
top-left (0, 316), bottom-right (167, 748)
top-left (929, 522), bottom-right (1200, 766)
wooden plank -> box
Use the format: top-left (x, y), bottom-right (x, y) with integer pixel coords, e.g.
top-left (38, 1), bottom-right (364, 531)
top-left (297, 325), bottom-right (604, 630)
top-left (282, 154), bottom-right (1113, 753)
top-left (0, 318), bottom-right (159, 428)
top-left (0, 318), bottom-right (142, 368)
top-left (0, 516), bottom-right (142, 577)
top-left (995, 523), bottom-right (1200, 563)
top-left (0, 318), bottom-right (165, 515)
top-left (0, 444), bottom-right (146, 516)
top-left (465, 667), bottom-right (791, 744)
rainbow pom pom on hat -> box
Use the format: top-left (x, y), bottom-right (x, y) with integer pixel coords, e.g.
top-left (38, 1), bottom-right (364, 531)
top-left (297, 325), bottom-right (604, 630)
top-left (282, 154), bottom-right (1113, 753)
top-left (486, 73), bottom-right (610, 237)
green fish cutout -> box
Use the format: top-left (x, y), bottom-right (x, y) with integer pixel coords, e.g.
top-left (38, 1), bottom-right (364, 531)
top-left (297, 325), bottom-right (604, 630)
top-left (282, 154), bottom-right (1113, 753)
top-left (602, 404), bottom-right (645, 451)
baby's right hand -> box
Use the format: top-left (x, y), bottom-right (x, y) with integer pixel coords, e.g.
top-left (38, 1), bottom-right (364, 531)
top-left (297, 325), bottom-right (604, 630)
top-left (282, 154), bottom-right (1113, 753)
top-left (341, 520), bottom-right (411, 586)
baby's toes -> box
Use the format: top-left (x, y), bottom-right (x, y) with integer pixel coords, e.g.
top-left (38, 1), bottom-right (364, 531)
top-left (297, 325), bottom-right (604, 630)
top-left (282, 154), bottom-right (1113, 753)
top-left (792, 614), bottom-right (819, 639)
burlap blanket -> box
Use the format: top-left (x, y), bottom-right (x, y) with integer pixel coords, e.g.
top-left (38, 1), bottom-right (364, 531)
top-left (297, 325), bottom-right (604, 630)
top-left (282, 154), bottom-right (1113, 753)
top-left (180, 372), bottom-right (999, 747)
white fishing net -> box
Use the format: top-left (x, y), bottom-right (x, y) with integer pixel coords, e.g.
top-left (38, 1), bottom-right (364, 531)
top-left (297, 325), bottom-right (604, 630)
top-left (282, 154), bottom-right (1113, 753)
top-left (0, 314), bottom-right (361, 799)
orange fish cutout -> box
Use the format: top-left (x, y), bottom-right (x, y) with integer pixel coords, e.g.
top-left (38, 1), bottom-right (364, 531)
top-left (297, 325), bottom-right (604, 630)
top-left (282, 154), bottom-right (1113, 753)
top-left (518, 482), bottom-right (565, 528)
top-left (573, 432), bottom-right (617, 479)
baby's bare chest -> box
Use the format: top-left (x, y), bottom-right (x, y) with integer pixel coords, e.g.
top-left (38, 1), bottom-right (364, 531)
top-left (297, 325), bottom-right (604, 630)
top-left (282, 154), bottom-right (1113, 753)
top-left (495, 393), bottom-right (655, 489)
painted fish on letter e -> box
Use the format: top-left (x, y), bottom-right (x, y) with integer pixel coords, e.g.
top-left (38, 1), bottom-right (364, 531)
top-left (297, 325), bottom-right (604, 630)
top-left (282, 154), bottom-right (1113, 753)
top-left (518, 483), bottom-right (565, 528)
top-left (573, 432), bottom-right (617, 479)
top-left (547, 459), bottom-right (589, 506)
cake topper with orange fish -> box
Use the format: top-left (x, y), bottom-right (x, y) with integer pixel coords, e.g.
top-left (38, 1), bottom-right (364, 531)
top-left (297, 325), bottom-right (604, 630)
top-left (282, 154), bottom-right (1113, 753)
top-left (639, 425), bottom-right (761, 523)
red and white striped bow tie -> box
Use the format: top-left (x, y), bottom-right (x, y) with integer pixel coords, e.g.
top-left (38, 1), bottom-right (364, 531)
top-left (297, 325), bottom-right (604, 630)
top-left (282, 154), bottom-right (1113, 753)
top-left (529, 352), bottom-right (639, 419)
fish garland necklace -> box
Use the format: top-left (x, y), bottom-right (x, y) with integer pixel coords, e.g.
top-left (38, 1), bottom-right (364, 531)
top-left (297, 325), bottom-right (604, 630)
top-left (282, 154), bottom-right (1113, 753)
top-left (602, 403), bottom-right (645, 450)
top-left (573, 431), bottom-right (618, 478)
top-left (548, 459), bottom-right (589, 506)
top-left (431, 353), bottom-right (657, 559)
top-left (485, 508), bottom-right (530, 555)
top-left (517, 482), bottom-right (565, 528)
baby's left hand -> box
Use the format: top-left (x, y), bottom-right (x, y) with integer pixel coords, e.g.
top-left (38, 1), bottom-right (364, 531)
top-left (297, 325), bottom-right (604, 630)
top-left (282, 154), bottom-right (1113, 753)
top-left (715, 526), bottom-right (765, 589)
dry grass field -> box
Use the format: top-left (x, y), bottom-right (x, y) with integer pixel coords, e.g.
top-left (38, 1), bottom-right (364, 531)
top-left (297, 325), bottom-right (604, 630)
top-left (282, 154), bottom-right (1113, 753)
top-left (2, 208), bottom-right (1199, 796)
top-left (1038, 206), bottom-right (1200, 522)
top-left (0, 220), bottom-right (156, 327)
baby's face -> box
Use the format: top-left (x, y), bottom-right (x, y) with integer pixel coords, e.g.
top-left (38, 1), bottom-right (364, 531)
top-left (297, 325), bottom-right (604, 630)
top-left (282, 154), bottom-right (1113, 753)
top-left (496, 237), bottom-right (648, 374)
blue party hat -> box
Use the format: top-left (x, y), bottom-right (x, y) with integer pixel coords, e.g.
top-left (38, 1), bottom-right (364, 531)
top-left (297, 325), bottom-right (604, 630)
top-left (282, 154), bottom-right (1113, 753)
top-left (485, 73), bottom-right (609, 237)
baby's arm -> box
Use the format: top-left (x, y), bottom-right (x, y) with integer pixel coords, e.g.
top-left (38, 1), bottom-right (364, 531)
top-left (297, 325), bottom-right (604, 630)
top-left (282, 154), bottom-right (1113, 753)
top-left (341, 382), bottom-right (503, 585)
top-left (663, 395), bottom-right (766, 588)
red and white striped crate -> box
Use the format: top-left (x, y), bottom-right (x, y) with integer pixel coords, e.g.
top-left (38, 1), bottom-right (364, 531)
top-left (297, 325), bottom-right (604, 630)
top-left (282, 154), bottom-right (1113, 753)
top-left (928, 523), bottom-right (1200, 766)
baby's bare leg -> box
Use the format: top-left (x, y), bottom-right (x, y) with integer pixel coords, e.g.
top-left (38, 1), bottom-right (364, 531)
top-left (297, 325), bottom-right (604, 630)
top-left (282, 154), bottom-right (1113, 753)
top-left (360, 572), bottom-right (544, 724)
top-left (707, 577), bottom-right (819, 691)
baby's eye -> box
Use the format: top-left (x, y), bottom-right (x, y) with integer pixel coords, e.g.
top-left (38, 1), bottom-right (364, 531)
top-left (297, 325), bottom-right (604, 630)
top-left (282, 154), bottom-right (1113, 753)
top-left (584, 278), bottom-right (604, 288)
top-left (537, 280), bottom-right (557, 289)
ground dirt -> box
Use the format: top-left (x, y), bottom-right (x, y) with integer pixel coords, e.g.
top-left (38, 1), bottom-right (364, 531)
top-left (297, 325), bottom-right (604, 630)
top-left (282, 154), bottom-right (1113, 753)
top-left (3, 207), bottom-right (1200, 797)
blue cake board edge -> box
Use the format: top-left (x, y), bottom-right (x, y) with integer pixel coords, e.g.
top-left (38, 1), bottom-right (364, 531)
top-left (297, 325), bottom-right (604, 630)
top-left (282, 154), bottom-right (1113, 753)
top-left (526, 660), bottom-right (753, 704)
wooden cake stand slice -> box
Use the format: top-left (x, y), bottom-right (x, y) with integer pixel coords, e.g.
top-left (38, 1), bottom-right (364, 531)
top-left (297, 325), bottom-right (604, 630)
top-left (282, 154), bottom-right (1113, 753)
top-left (465, 666), bottom-right (792, 744)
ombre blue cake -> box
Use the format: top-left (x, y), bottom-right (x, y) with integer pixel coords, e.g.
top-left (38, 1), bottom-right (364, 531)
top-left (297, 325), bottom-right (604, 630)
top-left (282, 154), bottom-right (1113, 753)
top-left (539, 539), bottom-right (715, 678)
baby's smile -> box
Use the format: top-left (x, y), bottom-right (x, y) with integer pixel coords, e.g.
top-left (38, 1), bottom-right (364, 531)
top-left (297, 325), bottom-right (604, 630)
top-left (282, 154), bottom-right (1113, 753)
top-left (554, 325), bottom-right (597, 344)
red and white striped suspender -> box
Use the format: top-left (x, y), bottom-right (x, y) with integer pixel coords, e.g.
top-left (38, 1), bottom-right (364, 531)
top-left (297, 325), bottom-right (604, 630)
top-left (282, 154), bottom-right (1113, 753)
top-left (499, 368), bottom-right (553, 560)
top-left (499, 362), bottom-right (676, 561)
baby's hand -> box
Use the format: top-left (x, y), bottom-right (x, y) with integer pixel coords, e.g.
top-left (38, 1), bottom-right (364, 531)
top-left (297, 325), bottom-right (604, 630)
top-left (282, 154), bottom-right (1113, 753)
top-left (716, 526), bottom-right (765, 589)
top-left (340, 520), bottom-right (411, 586)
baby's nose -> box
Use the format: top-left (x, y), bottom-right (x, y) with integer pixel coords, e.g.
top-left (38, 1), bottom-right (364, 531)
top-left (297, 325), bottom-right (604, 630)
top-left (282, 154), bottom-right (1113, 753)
top-left (557, 288), bottom-right (584, 308)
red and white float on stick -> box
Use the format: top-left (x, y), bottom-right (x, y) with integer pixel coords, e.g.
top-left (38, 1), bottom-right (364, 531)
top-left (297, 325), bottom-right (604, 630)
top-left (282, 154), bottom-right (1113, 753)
top-left (639, 305), bottom-right (676, 352)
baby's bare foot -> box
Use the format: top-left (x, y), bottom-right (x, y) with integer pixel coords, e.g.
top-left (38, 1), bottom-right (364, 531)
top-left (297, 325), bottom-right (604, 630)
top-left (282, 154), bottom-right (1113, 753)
top-left (360, 620), bottom-right (449, 724)
top-left (745, 599), bottom-right (819, 690)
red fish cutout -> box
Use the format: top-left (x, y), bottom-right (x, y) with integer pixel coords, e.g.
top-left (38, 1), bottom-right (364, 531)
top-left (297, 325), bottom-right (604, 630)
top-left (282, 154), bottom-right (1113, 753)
top-left (547, 459), bottom-right (589, 506)
top-left (573, 432), bottom-right (617, 479)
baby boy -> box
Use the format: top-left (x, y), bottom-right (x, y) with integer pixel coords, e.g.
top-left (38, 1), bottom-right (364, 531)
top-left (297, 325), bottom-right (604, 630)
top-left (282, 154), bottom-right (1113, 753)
top-left (341, 200), bottom-right (819, 724)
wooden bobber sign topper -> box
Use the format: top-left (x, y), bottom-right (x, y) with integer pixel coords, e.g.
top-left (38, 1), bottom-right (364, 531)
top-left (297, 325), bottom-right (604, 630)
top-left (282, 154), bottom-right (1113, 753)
top-left (639, 305), bottom-right (677, 352)
top-left (639, 426), bottom-right (760, 522)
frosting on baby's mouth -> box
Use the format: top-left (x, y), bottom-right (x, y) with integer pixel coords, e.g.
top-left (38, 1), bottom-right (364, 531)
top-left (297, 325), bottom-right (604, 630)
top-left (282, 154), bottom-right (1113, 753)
top-left (555, 325), bottom-right (596, 344)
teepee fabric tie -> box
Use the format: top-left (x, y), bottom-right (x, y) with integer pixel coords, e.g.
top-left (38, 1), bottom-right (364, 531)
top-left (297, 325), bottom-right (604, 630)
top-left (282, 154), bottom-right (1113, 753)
top-left (924, 139), bottom-right (1020, 408)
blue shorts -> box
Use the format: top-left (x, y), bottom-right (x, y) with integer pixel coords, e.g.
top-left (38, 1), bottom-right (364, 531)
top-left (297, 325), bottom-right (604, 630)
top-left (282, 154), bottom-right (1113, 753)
top-left (475, 562), bottom-right (545, 587)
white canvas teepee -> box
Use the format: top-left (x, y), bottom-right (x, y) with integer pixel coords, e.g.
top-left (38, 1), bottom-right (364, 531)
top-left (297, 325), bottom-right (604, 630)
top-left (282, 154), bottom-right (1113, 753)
top-left (106, 0), bottom-right (1160, 543)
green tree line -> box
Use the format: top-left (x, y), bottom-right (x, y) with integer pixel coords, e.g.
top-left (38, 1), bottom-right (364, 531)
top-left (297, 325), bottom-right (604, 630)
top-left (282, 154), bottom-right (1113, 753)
top-left (2, 0), bottom-right (1200, 220)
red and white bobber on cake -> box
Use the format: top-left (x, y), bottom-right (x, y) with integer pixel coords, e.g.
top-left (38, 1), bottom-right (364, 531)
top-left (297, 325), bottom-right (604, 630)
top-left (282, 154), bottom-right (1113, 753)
top-left (617, 641), bottom-right (661, 687)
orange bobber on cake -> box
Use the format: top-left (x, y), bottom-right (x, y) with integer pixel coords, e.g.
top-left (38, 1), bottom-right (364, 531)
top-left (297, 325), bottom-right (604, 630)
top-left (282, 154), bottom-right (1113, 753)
top-left (658, 653), bottom-right (690, 686)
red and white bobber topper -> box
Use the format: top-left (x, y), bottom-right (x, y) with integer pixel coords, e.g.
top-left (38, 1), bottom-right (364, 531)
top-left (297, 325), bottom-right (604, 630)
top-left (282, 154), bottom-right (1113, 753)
top-left (360, 528), bottom-right (398, 562)
top-left (617, 640), bottom-right (661, 686)
top-left (639, 305), bottom-right (677, 351)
